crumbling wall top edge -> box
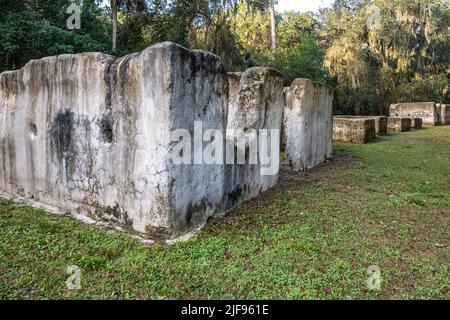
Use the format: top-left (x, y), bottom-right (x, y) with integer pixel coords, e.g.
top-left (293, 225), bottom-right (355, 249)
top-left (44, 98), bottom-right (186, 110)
top-left (0, 41), bottom-right (227, 79)
top-left (290, 78), bottom-right (334, 91)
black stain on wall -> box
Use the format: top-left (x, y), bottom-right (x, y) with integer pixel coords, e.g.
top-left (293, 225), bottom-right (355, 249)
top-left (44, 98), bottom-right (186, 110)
top-left (50, 110), bottom-right (75, 176)
top-left (99, 118), bottom-right (114, 143)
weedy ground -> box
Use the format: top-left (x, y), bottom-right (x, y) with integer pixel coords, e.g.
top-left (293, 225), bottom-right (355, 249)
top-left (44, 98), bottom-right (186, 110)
top-left (0, 126), bottom-right (449, 299)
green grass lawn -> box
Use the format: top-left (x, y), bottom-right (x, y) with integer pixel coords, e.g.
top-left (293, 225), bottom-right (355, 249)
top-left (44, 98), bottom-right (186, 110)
top-left (0, 127), bottom-right (449, 300)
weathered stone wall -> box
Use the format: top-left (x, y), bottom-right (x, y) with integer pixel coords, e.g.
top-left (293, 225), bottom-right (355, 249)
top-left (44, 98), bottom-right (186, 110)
top-left (438, 104), bottom-right (450, 125)
top-left (390, 103), bottom-right (439, 126)
top-left (225, 68), bottom-right (284, 208)
top-left (411, 118), bottom-right (423, 130)
top-left (334, 116), bottom-right (387, 136)
top-left (333, 118), bottom-right (376, 144)
top-left (0, 42), bottom-right (229, 240)
top-left (283, 79), bottom-right (333, 171)
top-left (388, 117), bottom-right (412, 132)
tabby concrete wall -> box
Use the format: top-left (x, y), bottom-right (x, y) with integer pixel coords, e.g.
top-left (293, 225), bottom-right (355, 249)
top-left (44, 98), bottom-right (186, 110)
top-left (411, 118), bottom-right (423, 130)
top-left (225, 68), bottom-right (284, 208)
top-left (0, 42), bottom-right (229, 240)
top-left (390, 103), bottom-right (439, 126)
top-left (283, 79), bottom-right (333, 171)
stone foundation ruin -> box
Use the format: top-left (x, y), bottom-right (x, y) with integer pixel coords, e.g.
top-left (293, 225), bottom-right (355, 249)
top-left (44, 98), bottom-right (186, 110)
top-left (283, 79), bottom-right (333, 171)
top-left (0, 43), bottom-right (231, 240)
top-left (388, 117), bottom-right (412, 132)
top-left (332, 117), bottom-right (376, 144)
top-left (438, 104), bottom-right (450, 125)
top-left (0, 42), bottom-right (335, 240)
top-left (390, 103), bottom-right (440, 127)
top-left (411, 118), bottom-right (423, 130)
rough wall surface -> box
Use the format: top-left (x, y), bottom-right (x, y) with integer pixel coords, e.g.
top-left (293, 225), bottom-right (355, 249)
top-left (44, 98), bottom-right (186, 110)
top-left (439, 104), bottom-right (450, 125)
top-left (411, 118), bottom-right (423, 130)
top-left (281, 87), bottom-right (289, 150)
top-left (334, 116), bottom-right (387, 136)
top-left (333, 118), bottom-right (376, 144)
top-left (283, 79), bottom-right (333, 171)
top-left (225, 68), bottom-right (284, 208)
top-left (372, 116), bottom-right (388, 136)
top-left (0, 42), bottom-right (228, 239)
top-left (388, 117), bottom-right (412, 132)
top-left (390, 103), bottom-right (439, 126)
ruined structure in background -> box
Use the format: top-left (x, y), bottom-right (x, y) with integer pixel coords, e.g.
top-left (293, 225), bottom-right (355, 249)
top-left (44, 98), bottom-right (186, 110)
top-left (388, 117), bottom-right (412, 132)
top-left (333, 117), bottom-right (376, 144)
top-left (334, 116), bottom-right (387, 136)
top-left (438, 104), bottom-right (450, 125)
top-left (390, 103), bottom-right (440, 127)
top-left (283, 79), bottom-right (333, 171)
top-left (411, 118), bottom-right (423, 130)
top-left (0, 42), bottom-right (230, 240)
top-left (225, 68), bottom-right (284, 208)
top-left (369, 116), bottom-right (388, 136)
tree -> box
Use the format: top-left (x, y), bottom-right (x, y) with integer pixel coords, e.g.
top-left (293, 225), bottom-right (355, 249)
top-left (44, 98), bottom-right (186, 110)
top-left (109, 0), bottom-right (148, 52)
top-left (268, 0), bottom-right (277, 54)
top-left (232, 0), bottom-right (272, 68)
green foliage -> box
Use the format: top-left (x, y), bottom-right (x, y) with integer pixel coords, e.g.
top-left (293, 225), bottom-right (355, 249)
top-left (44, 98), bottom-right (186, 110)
top-left (392, 76), bottom-right (449, 103)
top-left (279, 35), bottom-right (328, 83)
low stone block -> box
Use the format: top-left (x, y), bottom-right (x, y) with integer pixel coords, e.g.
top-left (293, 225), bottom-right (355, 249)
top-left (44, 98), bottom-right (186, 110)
top-left (390, 102), bottom-right (439, 127)
top-left (388, 117), bottom-right (412, 132)
top-left (283, 79), bottom-right (333, 171)
top-left (225, 67), bottom-right (284, 208)
top-left (333, 118), bottom-right (376, 144)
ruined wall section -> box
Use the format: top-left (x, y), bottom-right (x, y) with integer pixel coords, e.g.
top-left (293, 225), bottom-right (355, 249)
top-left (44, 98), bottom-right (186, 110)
top-left (283, 79), bottom-right (333, 171)
top-left (225, 68), bottom-right (284, 208)
top-left (0, 53), bottom-right (128, 224)
top-left (166, 46), bottom-right (228, 237)
top-left (390, 103), bottom-right (439, 126)
top-left (333, 118), bottom-right (376, 144)
top-left (411, 118), bottom-right (423, 130)
top-left (0, 42), bottom-right (229, 239)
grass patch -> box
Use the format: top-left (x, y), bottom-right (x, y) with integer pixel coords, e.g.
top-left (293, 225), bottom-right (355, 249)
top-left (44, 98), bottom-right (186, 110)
top-left (0, 127), bottom-right (449, 299)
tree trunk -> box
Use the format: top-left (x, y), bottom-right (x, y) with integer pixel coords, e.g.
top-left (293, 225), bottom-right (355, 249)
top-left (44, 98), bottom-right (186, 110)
top-left (111, 0), bottom-right (118, 52)
top-left (6, 51), bottom-right (17, 70)
top-left (269, 0), bottom-right (277, 55)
